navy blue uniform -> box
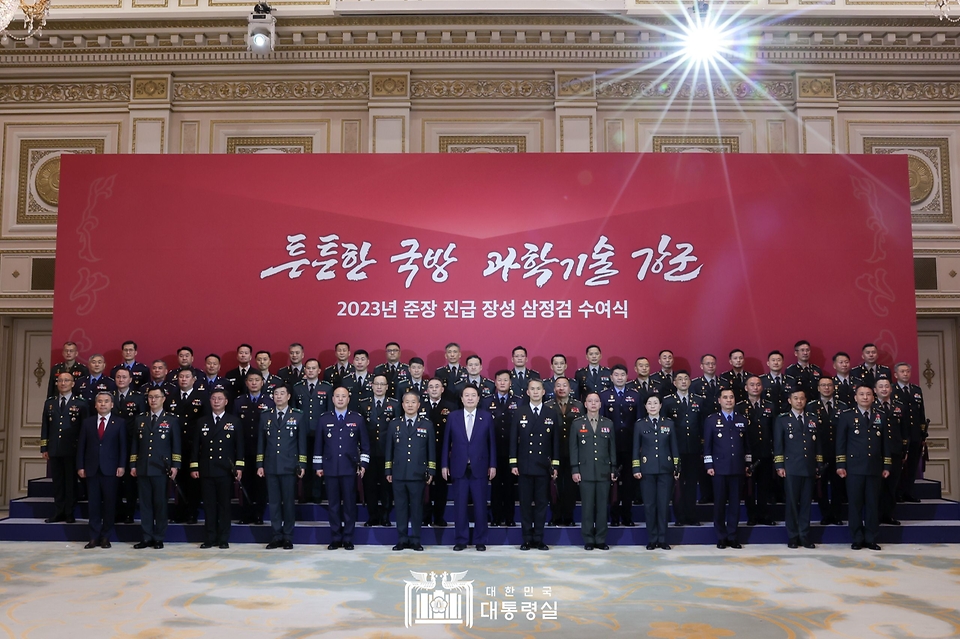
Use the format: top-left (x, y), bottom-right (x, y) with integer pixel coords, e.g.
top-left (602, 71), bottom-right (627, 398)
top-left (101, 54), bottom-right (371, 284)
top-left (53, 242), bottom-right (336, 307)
top-left (808, 397), bottom-right (848, 524)
top-left (74, 374), bottom-right (118, 404)
top-left (358, 397), bottom-right (398, 525)
top-left (703, 411), bottom-right (752, 545)
top-left (41, 393), bottom-right (89, 521)
top-left (599, 387), bottom-right (641, 525)
top-left (574, 366), bottom-right (611, 402)
top-left (315, 409), bottom-right (371, 544)
top-left (509, 403), bottom-right (560, 547)
top-left (235, 393), bottom-right (274, 523)
top-left (192, 412), bottom-right (243, 546)
top-left (385, 416), bottom-right (436, 547)
top-left (737, 398), bottom-right (777, 525)
top-left (662, 393), bottom-right (705, 525)
top-left (774, 411), bottom-right (823, 545)
top-left (482, 393), bottom-right (520, 526)
top-left (632, 416), bottom-right (679, 546)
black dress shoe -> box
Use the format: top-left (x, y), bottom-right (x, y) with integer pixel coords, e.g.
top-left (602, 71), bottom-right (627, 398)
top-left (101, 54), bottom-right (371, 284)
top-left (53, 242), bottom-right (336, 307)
top-left (266, 540), bottom-right (281, 549)
top-left (803, 541), bottom-right (816, 549)
top-left (453, 544), bottom-right (467, 551)
top-left (123, 516), bottom-right (134, 524)
top-left (219, 543), bottom-right (230, 549)
top-left (65, 516), bottom-right (76, 524)
top-left (363, 521), bottom-right (376, 527)
top-left (343, 542), bottom-right (355, 550)
top-left (506, 521), bottom-right (517, 527)
top-left (865, 543), bottom-right (882, 551)
top-left (833, 518), bottom-right (845, 526)
top-left (547, 521), bottom-right (558, 527)
top-left (154, 542), bottom-right (164, 549)
top-left (238, 518), bottom-right (251, 525)
top-left (584, 544), bottom-right (594, 550)
top-left (84, 540), bottom-right (98, 549)
top-left (200, 542), bottom-right (215, 549)
top-left (746, 519), bottom-right (757, 526)
top-left (100, 540), bottom-right (112, 549)
top-left (134, 541), bottom-right (153, 549)
top-left (624, 521), bottom-right (637, 527)
top-left (434, 520), bottom-right (448, 527)
top-left (610, 518), bottom-right (621, 527)
top-left (761, 519), bottom-right (778, 526)
top-left (596, 544), bottom-right (610, 551)
top-left (728, 542), bottom-right (743, 549)
top-left (788, 540), bottom-right (799, 549)
top-left (283, 541), bottom-right (293, 550)
top-left (717, 541), bottom-right (727, 549)
top-left (882, 518), bottom-right (901, 526)
top-left (476, 544), bottom-right (486, 551)
top-left (412, 544), bottom-right (424, 551)
top-left (520, 543), bottom-right (531, 551)
top-left (659, 543), bottom-right (671, 550)
top-left (851, 543), bottom-right (863, 550)
top-left (327, 542), bottom-right (341, 550)
top-left (673, 522), bottom-right (685, 527)
top-left (537, 543), bottom-right (549, 551)
top-left (380, 518), bottom-right (391, 527)
top-left (422, 519), bottom-right (432, 527)
top-left (646, 543), bottom-right (657, 550)
top-left (45, 515), bottom-right (65, 524)
top-left (392, 544), bottom-right (405, 551)
top-left (820, 519), bottom-right (831, 526)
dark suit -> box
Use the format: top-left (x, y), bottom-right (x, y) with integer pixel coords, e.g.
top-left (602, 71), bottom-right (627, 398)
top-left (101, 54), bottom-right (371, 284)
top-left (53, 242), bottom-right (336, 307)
top-left (41, 393), bottom-right (89, 520)
top-left (442, 408), bottom-right (496, 545)
top-left (509, 403), bottom-right (559, 546)
top-left (77, 413), bottom-right (127, 542)
top-left (192, 412), bottom-right (243, 545)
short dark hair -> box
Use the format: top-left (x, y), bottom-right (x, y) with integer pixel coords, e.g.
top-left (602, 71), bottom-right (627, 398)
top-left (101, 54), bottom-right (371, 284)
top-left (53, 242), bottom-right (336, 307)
top-left (445, 342), bottom-right (460, 350)
top-left (305, 358), bottom-right (320, 366)
top-left (512, 346), bottom-right (527, 356)
top-left (336, 341), bottom-right (350, 350)
top-left (385, 341), bottom-right (400, 350)
top-left (289, 342), bottom-right (303, 350)
top-left (409, 357), bottom-right (424, 366)
top-left (659, 349), bottom-right (673, 357)
top-left (768, 350), bottom-right (783, 359)
top-left (862, 343), bottom-right (876, 351)
top-left (152, 359), bottom-right (167, 367)
top-left (177, 346), bottom-right (194, 356)
top-left (256, 350), bottom-right (270, 358)
top-left (146, 386), bottom-right (165, 397)
top-left (611, 364), bottom-right (628, 374)
top-left (273, 384), bottom-right (293, 395)
top-left (700, 354), bottom-right (717, 363)
top-left (354, 349), bottom-right (369, 358)
top-left (237, 343), bottom-right (252, 353)
top-left (585, 344), bottom-right (601, 354)
top-left (729, 349), bottom-right (744, 358)
top-left (674, 369), bottom-right (690, 377)
top-left (122, 340), bottom-right (138, 350)
top-left (833, 351), bottom-right (850, 361)
top-left (401, 390), bottom-right (422, 403)
top-left (246, 370), bottom-right (263, 380)
top-left (209, 389), bottom-right (228, 399)
top-left (551, 354), bottom-right (566, 364)
top-left (466, 354), bottom-right (482, 365)
top-left (794, 340), bottom-right (810, 349)
top-left (635, 356), bottom-right (649, 364)
top-left (495, 369), bottom-right (511, 380)
top-left (205, 353), bottom-right (221, 362)
top-left (460, 385), bottom-right (479, 398)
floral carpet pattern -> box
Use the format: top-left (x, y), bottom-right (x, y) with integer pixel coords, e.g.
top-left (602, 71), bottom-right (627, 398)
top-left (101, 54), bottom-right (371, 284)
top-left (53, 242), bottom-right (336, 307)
top-left (1, 542), bottom-right (959, 638)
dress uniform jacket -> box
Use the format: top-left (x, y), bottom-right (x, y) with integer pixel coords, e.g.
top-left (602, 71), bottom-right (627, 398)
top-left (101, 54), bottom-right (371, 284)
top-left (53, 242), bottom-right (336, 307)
top-left (373, 362), bottom-right (410, 398)
top-left (277, 365), bottom-right (306, 387)
top-left (703, 411), bottom-right (753, 474)
top-left (631, 417), bottom-right (680, 475)
top-left (74, 375), bottom-right (118, 403)
top-left (509, 404), bottom-right (560, 475)
top-left (260, 373), bottom-right (285, 397)
top-left (454, 377), bottom-right (496, 401)
top-left (166, 389), bottom-right (209, 428)
top-left (836, 409), bottom-right (894, 475)
top-left (141, 380), bottom-right (176, 399)
top-left (132, 411), bottom-right (182, 475)
top-left (630, 378), bottom-right (660, 403)
top-left (760, 374), bottom-right (796, 416)
top-left (574, 366), bottom-right (612, 401)
top-left (774, 411), bottom-right (823, 476)
top-left (690, 377), bottom-right (728, 417)
top-left (570, 415), bottom-right (616, 479)
top-left (737, 398), bottom-right (775, 460)
top-left (342, 373), bottom-right (374, 411)
top-left (323, 363), bottom-right (356, 389)
top-left (784, 363), bottom-right (822, 403)
top-left (720, 370), bottom-right (752, 403)
top-left (509, 368), bottom-right (540, 398)
top-left (114, 391), bottom-right (146, 426)
top-left (395, 378), bottom-right (430, 403)
top-left (544, 398), bottom-right (584, 459)
top-left (47, 361), bottom-right (88, 398)
top-left (875, 398), bottom-right (908, 459)
top-left (833, 377), bottom-right (856, 407)
top-left (433, 365), bottom-right (469, 403)
top-left (110, 362), bottom-right (150, 390)
top-left (385, 417), bottom-right (437, 480)
top-left (850, 364), bottom-right (892, 389)
top-left (540, 376), bottom-right (577, 402)
top-left (223, 366), bottom-right (253, 398)
top-left (191, 413), bottom-right (243, 476)
top-left (599, 387), bottom-right (641, 453)
top-left (235, 393), bottom-right (275, 450)
top-left (314, 410), bottom-right (371, 474)
top-left (165, 366), bottom-right (205, 385)
top-left (649, 371), bottom-right (677, 396)
top-left (257, 408), bottom-right (308, 475)
top-left (807, 398), bottom-right (847, 466)
top-left (892, 382), bottom-right (927, 444)
top-left (359, 397), bottom-right (400, 458)
top-left (663, 393), bottom-right (706, 456)
top-left (292, 380), bottom-right (333, 431)
top-left (41, 394), bottom-right (89, 457)
top-left (196, 376), bottom-right (233, 402)
top-left (483, 394), bottom-right (520, 460)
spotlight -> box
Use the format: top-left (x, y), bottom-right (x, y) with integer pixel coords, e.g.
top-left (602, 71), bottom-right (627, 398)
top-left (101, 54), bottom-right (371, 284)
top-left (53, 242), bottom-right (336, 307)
top-left (247, 2), bottom-right (276, 54)
top-left (679, 3), bottom-right (731, 67)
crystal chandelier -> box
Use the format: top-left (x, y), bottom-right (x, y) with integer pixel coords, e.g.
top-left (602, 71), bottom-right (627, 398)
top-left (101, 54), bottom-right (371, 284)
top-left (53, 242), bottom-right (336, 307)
top-left (0, 0), bottom-right (51, 40)
top-left (928, 0), bottom-right (960, 21)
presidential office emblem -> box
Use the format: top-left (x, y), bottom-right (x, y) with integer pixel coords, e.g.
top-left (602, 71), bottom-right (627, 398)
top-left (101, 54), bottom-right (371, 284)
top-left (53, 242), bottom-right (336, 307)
top-left (404, 570), bottom-right (474, 628)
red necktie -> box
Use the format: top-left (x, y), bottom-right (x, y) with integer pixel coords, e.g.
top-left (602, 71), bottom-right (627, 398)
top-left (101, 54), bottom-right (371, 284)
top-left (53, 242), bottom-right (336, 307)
top-left (98, 417), bottom-right (106, 440)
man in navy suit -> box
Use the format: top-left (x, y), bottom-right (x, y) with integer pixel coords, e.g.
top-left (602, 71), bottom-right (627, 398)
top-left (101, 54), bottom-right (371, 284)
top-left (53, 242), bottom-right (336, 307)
top-left (442, 385), bottom-right (497, 551)
top-left (77, 391), bottom-right (127, 549)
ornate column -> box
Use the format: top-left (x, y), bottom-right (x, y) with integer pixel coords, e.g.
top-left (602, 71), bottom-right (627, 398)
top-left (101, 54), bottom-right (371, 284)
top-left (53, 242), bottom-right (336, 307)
top-left (555, 72), bottom-right (597, 153)
top-left (794, 72), bottom-right (838, 153)
top-left (128, 75), bottom-right (172, 154)
top-left (368, 72), bottom-right (410, 153)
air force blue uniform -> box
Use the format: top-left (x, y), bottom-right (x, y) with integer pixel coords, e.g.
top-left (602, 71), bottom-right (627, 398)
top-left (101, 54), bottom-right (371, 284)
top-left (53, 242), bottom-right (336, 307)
top-left (703, 411), bottom-right (752, 544)
top-left (314, 410), bottom-right (370, 545)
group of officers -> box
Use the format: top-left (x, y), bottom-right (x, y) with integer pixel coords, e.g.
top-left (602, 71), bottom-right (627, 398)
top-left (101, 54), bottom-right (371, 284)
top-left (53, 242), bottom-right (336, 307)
top-left (40, 338), bottom-right (927, 552)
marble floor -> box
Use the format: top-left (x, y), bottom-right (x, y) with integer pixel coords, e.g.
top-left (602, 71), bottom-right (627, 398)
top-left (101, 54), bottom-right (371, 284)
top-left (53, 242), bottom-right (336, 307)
top-left (1, 541), bottom-right (959, 638)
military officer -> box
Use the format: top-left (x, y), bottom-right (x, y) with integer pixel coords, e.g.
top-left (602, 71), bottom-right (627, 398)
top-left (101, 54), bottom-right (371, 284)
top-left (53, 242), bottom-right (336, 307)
top-left (373, 342), bottom-right (410, 397)
top-left (73, 354), bottom-right (117, 403)
top-left (785, 340), bottom-right (823, 403)
top-left (599, 365), bottom-right (641, 526)
top-left (739, 376), bottom-right (778, 527)
top-left (386, 391), bottom-right (436, 551)
top-left (808, 376), bottom-right (848, 525)
top-left (293, 358), bottom-right (333, 503)
top-left (571, 393), bottom-right (616, 551)
top-left (892, 362), bottom-right (927, 503)
top-left (164, 347), bottom-right (205, 385)
top-left (433, 342), bottom-right (469, 404)
top-left (191, 389), bottom-right (243, 549)
top-left (113, 368), bottom-right (146, 524)
top-left (46, 341), bottom-right (88, 399)
top-left (316, 386), bottom-right (370, 550)
top-left (258, 385), bottom-right (307, 550)
top-left (633, 395), bottom-right (680, 550)
top-left (630, 356), bottom-right (658, 402)
top-left (358, 376), bottom-right (397, 527)
top-left (720, 349), bottom-right (752, 404)
top-left (510, 378), bottom-right (559, 551)
top-left (235, 370), bottom-right (274, 525)
top-left (110, 340), bottom-right (150, 391)
top-left (130, 386), bottom-right (181, 549)
top-left (574, 345), bottom-right (612, 401)
top-left (395, 357), bottom-right (429, 402)
top-left (544, 376), bottom-right (584, 526)
top-left (704, 389), bottom-right (752, 549)
top-left (41, 372), bottom-right (89, 523)
top-left (774, 389), bottom-right (822, 549)
top-left (255, 350), bottom-right (285, 397)
top-left (837, 384), bottom-right (893, 550)
top-left (142, 360), bottom-right (175, 398)
top-left (323, 342), bottom-right (355, 388)
top-left (875, 378), bottom-right (908, 526)
top-left (690, 354), bottom-right (728, 417)
top-left (541, 353), bottom-right (579, 402)
top-left (422, 379), bottom-right (456, 526)
top-left (832, 352), bottom-right (856, 406)
top-left (342, 350), bottom-right (375, 412)
top-left (662, 371), bottom-right (705, 526)
top-left (277, 343), bottom-right (307, 387)
top-left (760, 351), bottom-right (796, 416)
top-left (197, 354), bottom-right (232, 400)
top-left (850, 343), bottom-right (892, 389)
top-left (482, 370), bottom-right (520, 527)
top-left (650, 350), bottom-right (677, 396)
top-left (509, 346), bottom-right (540, 398)
top-left (223, 343), bottom-right (254, 398)
top-left (166, 369), bottom-right (209, 524)
top-left (453, 354), bottom-right (496, 401)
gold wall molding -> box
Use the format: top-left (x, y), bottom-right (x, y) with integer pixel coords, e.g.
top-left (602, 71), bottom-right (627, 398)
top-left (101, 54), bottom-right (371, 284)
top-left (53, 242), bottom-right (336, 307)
top-left (557, 74), bottom-right (596, 98)
top-left (0, 82), bottom-right (130, 104)
top-left (225, 136), bottom-right (314, 154)
top-left (438, 135), bottom-right (527, 153)
top-left (797, 74), bottom-right (836, 99)
top-left (173, 79), bottom-right (368, 102)
top-left (598, 78), bottom-right (794, 102)
top-left (411, 79), bottom-right (554, 100)
top-left (863, 136), bottom-right (952, 224)
top-left (652, 136), bottom-right (740, 153)
top-left (837, 81), bottom-right (960, 101)
top-left (17, 139), bottom-right (104, 226)
top-left (132, 77), bottom-right (170, 101)
top-left (370, 74), bottom-right (409, 98)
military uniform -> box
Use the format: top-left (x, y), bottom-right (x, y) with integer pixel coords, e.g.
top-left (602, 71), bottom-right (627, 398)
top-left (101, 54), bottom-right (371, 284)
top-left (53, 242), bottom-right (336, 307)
top-left (893, 380), bottom-right (927, 501)
top-left (131, 410), bottom-right (181, 545)
top-left (850, 364), bottom-right (892, 390)
top-left (373, 362), bottom-right (410, 398)
top-left (574, 366), bottom-right (612, 402)
top-left (40, 393), bottom-right (89, 521)
top-left (292, 379), bottom-right (333, 502)
top-left (774, 410), bottom-right (823, 545)
top-left (785, 363), bottom-right (822, 404)
top-left (509, 368), bottom-right (540, 399)
top-left (737, 398), bottom-right (777, 525)
top-left (197, 376), bottom-right (233, 403)
top-left (541, 376), bottom-right (578, 403)
top-left (315, 409), bottom-right (371, 545)
top-left (454, 377), bottom-right (496, 402)
top-left (509, 403), bottom-right (559, 548)
top-left (544, 396), bottom-right (584, 525)
top-left (808, 397), bottom-right (848, 524)
top-left (385, 416), bottom-right (436, 548)
top-left (46, 361), bottom-right (88, 399)
top-left (833, 376), bottom-right (856, 407)
top-left (662, 392), bottom-right (705, 525)
top-left (141, 379), bottom-right (176, 399)
top-left (632, 415), bottom-right (679, 547)
top-left (760, 373), bottom-right (796, 416)
top-left (876, 397), bottom-right (908, 522)
top-left (630, 378), bottom-right (660, 403)
top-left (257, 407), bottom-right (308, 544)
top-left (166, 388), bottom-right (209, 522)
top-left (837, 408), bottom-right (894, 547)
top-left (482, 392), bottom-right (520, 526)
top-left (433, 365), bottom-right (469, 404)
top-left (235, 392), bottom-right (275, 523)
top-left (649, 371), bottom-right (677, 397)
top-left (395, 378), bottom-right (429, 403)
top-left (74, 374), bottom-right (118, 404)
top-left (110, 361), bottom-right (150, 391)
top-left (277, 364), bottom-right (306, 387)
top-left (114, 390), bottom-right (146, 522)
top-left (599, 386), bottom-right (641, 526)
top-left (359, 397), bottom-right (398, 525)
top-left (323, 363), bottom-right (355, 389)
top-left (570, 414), bottom-right (616, 548)
top-left (690, 376), bottom-right (728, 417)
top-left (192, 411), bottom-right (243, 546)
top-left (260, 372), bottom-right (285, 397)
top-left (165, 366), bottom-right (205, 386)
top-left (223, 365), bottom-right (253, 399)
top-left (342, 372), bottom-right (374, 412)
top-left (703, 411), bottom-right (752, 545)
top-left (719, 369), bottom-right (752, 404)
top-left (422, 398), bottom-right (456, 526)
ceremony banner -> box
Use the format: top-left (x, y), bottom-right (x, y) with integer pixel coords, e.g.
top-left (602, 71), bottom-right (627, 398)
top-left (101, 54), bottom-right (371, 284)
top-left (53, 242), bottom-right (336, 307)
top-left (55, 153), bottom-right (915, 374)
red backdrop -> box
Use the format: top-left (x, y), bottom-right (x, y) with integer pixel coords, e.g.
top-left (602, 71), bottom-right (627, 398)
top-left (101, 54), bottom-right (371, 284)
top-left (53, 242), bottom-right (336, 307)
top-left (54, 153), bottom-right (916, 377)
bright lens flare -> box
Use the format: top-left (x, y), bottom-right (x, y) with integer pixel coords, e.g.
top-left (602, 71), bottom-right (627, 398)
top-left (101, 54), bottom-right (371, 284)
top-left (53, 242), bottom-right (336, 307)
top-left (680, 20), bottom-right (732, 65)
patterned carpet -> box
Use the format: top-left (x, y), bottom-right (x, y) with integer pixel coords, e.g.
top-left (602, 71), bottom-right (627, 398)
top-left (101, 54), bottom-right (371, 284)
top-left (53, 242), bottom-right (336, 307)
top-left (2, 541), bottom-right (959, 638)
